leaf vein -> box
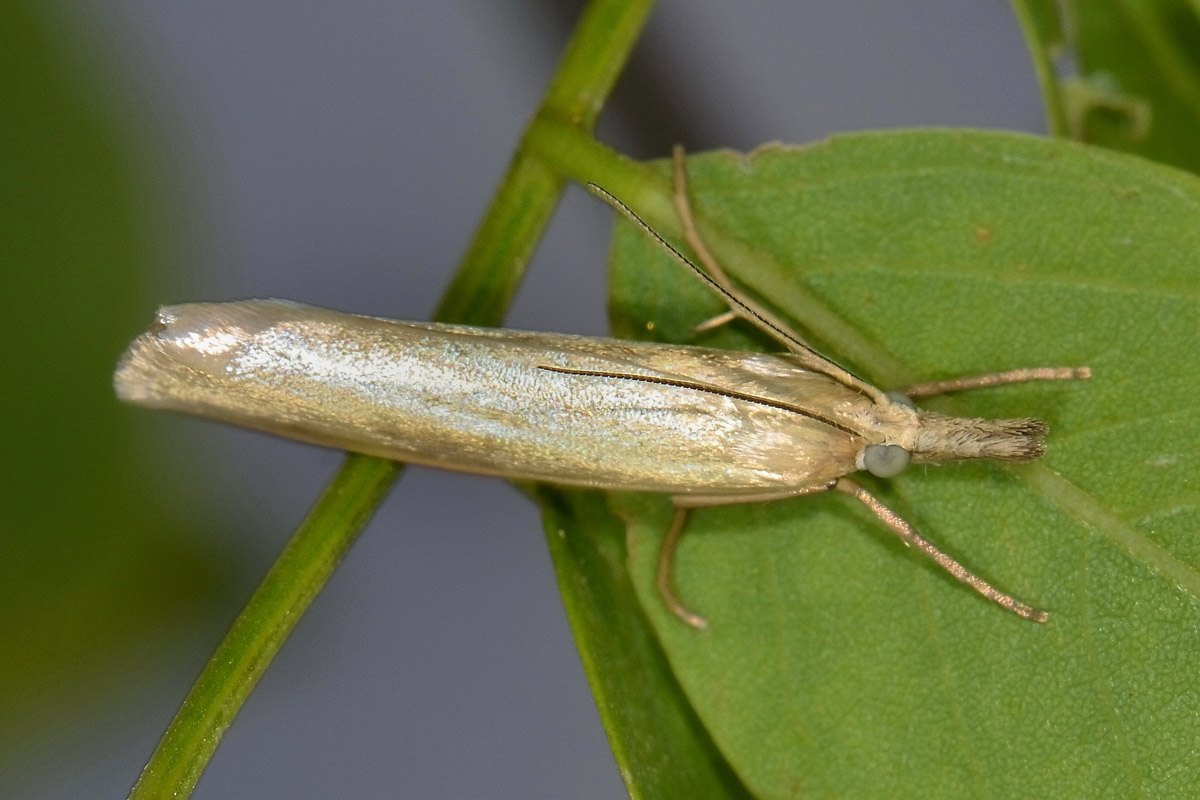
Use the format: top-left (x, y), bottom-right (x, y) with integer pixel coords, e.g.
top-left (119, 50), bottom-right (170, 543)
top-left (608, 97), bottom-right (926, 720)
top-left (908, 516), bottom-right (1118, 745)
top-left (1024, 467), bottom-right (1200, 605)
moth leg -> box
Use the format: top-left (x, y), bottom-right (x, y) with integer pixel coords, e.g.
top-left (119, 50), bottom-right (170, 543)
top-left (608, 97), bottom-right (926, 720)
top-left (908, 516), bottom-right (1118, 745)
top-left (674, 483), bottom-right (836, 509)
top-left (900, 366), bottom-right (1091, 399)
top-left (669, 146), bottom-right (890, 404)
top-left (671, 145), bottom-right (742, 307)
top-left (670, 145), bottom-right (816, 351)
top-left (834, 478), bottom-right (1048, 622)
top-left (691, 309), bottom-right (739, 336)
top-left (670, 144), bottom-right (816, 346)
top-left (662, 483), bottom-right (837, 630)
top-left (657, 508), bottom-right (710, 630)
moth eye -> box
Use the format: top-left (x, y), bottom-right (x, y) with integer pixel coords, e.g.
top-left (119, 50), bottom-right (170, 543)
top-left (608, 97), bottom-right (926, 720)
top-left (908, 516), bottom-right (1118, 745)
top-left (863, 444), bottom-right (910, 478)
top-left (885, 390), bottom-right (915, 408)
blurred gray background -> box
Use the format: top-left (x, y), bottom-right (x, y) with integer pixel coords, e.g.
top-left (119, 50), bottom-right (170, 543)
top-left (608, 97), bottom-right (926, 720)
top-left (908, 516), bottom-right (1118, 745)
top-left (16, 2), bottom-right (1044, 797)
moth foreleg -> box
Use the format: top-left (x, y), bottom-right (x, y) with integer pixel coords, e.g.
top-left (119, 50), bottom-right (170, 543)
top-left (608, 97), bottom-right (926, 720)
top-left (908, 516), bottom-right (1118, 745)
top-left (834, 478), bottom-right (1048, 622)
top-left (900, 366), bottom-right (1091, 399)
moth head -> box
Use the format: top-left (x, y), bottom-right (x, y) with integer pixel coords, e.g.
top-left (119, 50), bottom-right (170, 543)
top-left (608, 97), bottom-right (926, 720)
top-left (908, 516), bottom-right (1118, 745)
top-left (855, 390), bottom-right (1049, 475)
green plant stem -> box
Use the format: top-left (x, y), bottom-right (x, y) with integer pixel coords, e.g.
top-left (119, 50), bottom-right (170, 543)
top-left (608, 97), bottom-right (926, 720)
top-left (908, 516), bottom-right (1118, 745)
top-left (436, 0), bottom-right (656, 326)
top-left (526, 116), bottom-right (676, 228)
top-left (128, 1), bottom-right (655, 798)
top-left (1010, 0), bottom-right (1071, 137)
top-left (128, 455), bottom-right (399, 799)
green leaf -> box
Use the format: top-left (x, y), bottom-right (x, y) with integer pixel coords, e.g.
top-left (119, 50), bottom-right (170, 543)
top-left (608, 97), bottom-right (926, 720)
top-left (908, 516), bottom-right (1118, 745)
top-left (541, 489), bottom-right (750, 799)
top-left (1013, 0), bottom-right (1200, 173)
top-left (605, 132), bottom-right (1200, 798)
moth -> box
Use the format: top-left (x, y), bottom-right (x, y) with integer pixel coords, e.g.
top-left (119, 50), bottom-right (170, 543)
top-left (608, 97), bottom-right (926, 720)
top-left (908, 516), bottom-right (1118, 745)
top-left (114, 147), bottom-right (1088, 628)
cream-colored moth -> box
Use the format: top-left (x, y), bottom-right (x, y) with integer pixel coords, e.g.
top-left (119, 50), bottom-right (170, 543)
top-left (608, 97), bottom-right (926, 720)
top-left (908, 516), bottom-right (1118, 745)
top-left (114, 147), bottom-right (1088, 629)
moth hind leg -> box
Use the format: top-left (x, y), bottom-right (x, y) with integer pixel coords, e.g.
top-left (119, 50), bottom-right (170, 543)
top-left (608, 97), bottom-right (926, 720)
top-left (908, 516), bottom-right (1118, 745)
top-left (690, 309), bottom-right (739, 336)
top-left (671, 146), bottom-right (750, 325)
top-left (669, 146), bottom-right (889, 404)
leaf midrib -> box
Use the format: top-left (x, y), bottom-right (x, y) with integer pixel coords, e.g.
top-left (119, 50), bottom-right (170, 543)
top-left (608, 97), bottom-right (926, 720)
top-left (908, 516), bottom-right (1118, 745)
top-left (1025, 465), bottom-right (1200, 605)
top-left (679, 173), bottom-right (1200, 615)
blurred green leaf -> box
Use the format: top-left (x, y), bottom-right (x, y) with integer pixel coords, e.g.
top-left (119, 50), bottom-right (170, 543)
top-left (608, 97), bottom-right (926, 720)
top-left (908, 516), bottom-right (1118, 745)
top-left (1013, 0), bottom-right (1200, 173)
top-left (0, 1), bottom-right (225, 751)
top-left (604, 133), bottom-right (1200, 798)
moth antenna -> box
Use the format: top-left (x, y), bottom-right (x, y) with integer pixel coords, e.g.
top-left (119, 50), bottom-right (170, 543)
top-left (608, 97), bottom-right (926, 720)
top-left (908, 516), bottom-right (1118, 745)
top-left (588, 178), bottom-right (888, 405)
top-left (586, 184), bottom-right (803, 350)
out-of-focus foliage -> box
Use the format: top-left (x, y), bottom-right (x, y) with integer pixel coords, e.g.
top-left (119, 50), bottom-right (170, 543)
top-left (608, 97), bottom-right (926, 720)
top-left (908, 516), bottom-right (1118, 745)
top-left (0, 1), bottom-right (225, 767)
